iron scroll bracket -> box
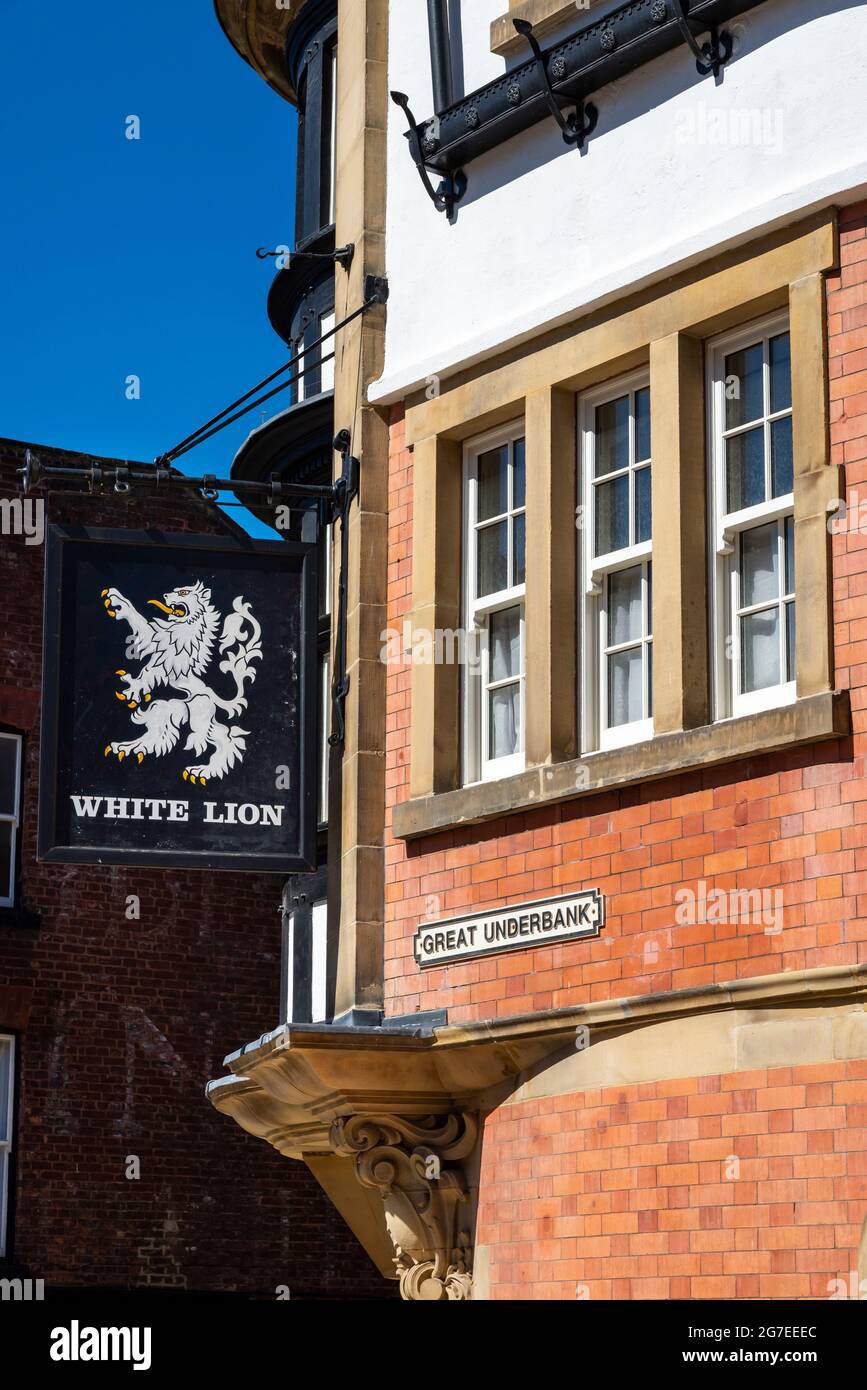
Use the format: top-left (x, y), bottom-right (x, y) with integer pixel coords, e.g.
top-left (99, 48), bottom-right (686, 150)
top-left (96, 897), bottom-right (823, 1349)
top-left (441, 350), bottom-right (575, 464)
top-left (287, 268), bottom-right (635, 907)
top-left (673, 0), bottom-right (733, 78)
top-left (512, 19), bottom-right (598, 149)
top-left (390, 90), bottom-right (467, 222)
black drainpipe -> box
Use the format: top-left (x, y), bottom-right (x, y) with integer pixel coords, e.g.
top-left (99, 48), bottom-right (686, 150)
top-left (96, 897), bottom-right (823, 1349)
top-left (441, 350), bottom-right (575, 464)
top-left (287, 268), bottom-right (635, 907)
top-left (426, 0), bottom-right (454, 113)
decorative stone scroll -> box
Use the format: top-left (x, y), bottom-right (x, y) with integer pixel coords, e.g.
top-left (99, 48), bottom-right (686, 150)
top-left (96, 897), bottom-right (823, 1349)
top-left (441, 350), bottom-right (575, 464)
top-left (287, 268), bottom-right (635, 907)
top-left (330, 1113), bottom-right (478, 1301)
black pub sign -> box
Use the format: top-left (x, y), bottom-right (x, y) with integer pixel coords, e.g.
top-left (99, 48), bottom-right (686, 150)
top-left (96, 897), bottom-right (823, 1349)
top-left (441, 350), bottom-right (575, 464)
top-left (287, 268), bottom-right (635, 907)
top-left (38, 526), bottom-right (317, 872)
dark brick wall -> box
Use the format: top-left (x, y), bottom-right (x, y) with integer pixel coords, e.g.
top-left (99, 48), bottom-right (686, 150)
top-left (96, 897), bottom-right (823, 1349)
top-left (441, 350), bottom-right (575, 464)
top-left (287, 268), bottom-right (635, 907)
top-left (0, 444), bottom-right (387, 1297)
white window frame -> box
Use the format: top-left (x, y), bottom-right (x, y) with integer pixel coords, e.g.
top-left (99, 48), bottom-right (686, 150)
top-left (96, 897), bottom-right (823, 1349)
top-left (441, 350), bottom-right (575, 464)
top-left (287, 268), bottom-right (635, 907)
top-left (319, 310), bottom-right (336, 395)
top-left (318, 650), bottom-right (330, 824)
top-left (328, 41), bottom-right (338, 227)
top-left (462, 420), bottom-right (526, 785)
top-left (0, 733), bottom-right (22, 910)
top-left (0, 1033), bottom-right (14, 1258)
top-left (708, 311), bottom-right (795, 720)
top-left (580, 370), bottom-right (653, 753)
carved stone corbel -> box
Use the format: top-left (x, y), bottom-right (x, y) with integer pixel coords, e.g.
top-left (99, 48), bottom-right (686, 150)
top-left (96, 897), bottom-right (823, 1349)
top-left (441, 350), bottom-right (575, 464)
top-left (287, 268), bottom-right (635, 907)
top-left (330, 1112), bottom-right (478, 1301)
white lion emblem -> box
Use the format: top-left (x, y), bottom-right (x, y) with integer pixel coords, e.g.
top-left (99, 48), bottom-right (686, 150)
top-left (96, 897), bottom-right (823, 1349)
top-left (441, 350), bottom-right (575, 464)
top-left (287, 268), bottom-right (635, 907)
top-left (100, 580), bottom-right (262, 785)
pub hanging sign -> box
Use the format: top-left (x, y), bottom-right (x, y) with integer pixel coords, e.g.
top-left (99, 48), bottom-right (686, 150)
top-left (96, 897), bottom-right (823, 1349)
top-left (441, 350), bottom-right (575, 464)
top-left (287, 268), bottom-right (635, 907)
top-left (38, 525), bottom-right (318, 873)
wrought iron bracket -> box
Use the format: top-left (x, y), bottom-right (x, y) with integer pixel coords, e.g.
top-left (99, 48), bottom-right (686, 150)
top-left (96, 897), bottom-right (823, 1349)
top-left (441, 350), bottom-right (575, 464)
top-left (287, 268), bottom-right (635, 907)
top-left (17, 448), bottom-right (339, 513)
top-left (513, 19), bottom-right (598, 148)
top-left (256, 243), bottom-right (355, 268)
top-left (390, 90), bottom-right (467, 222)
top-left (328, 429), bottom-right (360, 749)
top-left (673, 0), bottom-right (733, 77)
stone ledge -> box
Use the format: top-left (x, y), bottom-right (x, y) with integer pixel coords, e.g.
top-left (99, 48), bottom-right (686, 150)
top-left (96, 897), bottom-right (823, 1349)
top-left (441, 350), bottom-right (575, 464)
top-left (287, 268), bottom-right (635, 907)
top-left (391, 690), bottom-right (850, 841)
top-left (491, 0), bottom-right (605, 58)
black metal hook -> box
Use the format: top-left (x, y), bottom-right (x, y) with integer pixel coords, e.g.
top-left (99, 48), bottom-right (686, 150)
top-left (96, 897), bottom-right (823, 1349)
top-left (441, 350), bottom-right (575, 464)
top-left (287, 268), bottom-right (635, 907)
top-left (673, 0), bottom-right (733, 78)
top-left (391, 90), bottom-right (467, 222)
top-left (256, 244), bottom-right (355, 267)
top-left (513, 19), bottom-right (597, 148)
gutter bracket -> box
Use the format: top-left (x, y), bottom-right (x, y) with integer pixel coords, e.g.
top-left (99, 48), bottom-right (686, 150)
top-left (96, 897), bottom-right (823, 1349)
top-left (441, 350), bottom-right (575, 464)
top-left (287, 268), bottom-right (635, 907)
top-left (391, 90), bottom-right (467, 223)
top-left (673, 0), bottom-right (733, 77)
top-left (513, 18), bottom-right (598, 149)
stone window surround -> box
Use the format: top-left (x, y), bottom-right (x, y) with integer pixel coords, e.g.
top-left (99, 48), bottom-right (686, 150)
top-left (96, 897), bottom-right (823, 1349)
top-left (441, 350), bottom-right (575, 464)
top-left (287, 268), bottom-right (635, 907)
top-left (393, 211), bottom-right (845, 842)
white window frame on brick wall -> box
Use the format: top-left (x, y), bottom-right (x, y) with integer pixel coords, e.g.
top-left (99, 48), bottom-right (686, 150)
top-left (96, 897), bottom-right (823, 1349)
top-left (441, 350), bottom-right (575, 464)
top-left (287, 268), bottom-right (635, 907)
top-left (463, 421), bottom-right (526, 784)
top-left (0, 1033), bottom-right (15, 1258)
top-left (708, 311), bottom-right (795, 721)
top-left (580, 371), bottom-right (653, 753)
top-left (0, 732), bottom-right (22, 910)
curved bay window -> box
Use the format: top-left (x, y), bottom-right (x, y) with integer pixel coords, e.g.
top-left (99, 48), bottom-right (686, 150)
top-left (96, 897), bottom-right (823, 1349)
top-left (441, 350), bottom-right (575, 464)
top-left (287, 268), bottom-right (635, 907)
top-left (287, 0), bottom-right (337, 246)
top-left (230, 0), bottom-right (339, 1024)
top-left (231, 398), bottom-right (335, 1024)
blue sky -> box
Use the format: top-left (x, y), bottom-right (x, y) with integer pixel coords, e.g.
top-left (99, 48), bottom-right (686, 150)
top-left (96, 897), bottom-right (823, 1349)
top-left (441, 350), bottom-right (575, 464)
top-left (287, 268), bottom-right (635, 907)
top-left (0, 0), bottom-right (297, 536)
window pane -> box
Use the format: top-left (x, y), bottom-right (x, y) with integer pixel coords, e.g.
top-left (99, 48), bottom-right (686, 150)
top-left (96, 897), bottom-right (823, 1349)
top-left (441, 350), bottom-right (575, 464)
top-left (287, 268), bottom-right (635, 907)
top-left (478, 445), bottom-right (508, 521)
top-left (595, 474), bottom-right (629, 556)
top-left (318, 654), bottom-right (330, 825)
top-left (725, 342), bottom-right (763, 429)
top-left (0, 1041), bottom-right (9, 1140)
top-left (769, 333), bottom-right (792, 414)
top-left (741, 522), bottom-right (780, 608)
top-left (647, 643), bottom-right (653, 717)
top-left (609, 566), bottom-right (642, 646)
top-left (513, 438), bottom-right (525, 509)
top-left (635, 466), bottom-right (651, 544)
top-left (0, 822), bottom-right (11, 904)
top-left (786, 602), bottom-right (796, 681)
top-left (771, 415), bottom-right (793, 497)
top-left (646, 562), bottom-right (653, 637)
top-left (0, 739), bottom-right (18, 818)
top-left (477, 521), bottom-right (508, 596)
top-left (635, 387), bottom-right (651, 462)
top-left (742, 608), bottom-right (780, 693)
top-left (490, 607), bottom-right (521, 682)
top-left (513, 513), bottom-right (525, 586)
top-left (595, 396), bottom-right (629, 476)
top-left (608, 647), bottom-right (643, 727)
top-left (785, 515), bottom-right (795, 595)
top-left (726, 427), bottom-right (765, 512)
top-left (489, 684), bottom-right (520, 759)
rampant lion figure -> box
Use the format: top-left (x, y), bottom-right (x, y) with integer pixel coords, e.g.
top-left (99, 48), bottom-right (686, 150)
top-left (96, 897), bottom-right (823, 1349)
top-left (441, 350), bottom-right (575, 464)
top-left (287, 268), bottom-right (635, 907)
top-left (100, 580), bottom-right (262, 785)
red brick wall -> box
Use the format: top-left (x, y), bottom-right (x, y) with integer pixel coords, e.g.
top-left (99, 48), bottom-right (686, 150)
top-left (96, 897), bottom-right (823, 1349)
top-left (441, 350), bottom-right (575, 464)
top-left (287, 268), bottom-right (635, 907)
top-left (0, 446), bottom-right (385, 1297)
top-left (476, 1060), bottom-right (867, 1301)
top-left (383, 203), bottom-right (867, 1025)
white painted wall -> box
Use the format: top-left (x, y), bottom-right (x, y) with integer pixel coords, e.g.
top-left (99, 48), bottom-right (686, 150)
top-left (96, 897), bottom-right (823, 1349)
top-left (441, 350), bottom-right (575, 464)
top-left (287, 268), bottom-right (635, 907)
top-left (371, 0), bottom-right (867, 403)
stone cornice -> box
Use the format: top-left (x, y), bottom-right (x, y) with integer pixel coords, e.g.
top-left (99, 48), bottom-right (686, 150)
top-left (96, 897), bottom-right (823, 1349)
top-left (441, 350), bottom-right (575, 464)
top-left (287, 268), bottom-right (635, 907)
top-left (209, 963), bottom-right (867, 1145)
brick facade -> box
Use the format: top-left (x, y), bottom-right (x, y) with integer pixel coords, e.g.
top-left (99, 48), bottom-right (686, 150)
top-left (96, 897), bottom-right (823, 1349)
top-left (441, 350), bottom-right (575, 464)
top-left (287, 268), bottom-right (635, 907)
top-left (0, 445), bottom-right (384, 1297)
top-left (381, 203), bottom-right (867, 1297)
top-left (476, 1060), bottom-right (867, 1301)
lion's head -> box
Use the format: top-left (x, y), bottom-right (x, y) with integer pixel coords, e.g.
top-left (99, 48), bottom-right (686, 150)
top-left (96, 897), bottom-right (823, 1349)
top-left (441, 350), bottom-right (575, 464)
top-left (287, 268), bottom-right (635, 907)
top-left (148, 580), bottom-right (212, 624)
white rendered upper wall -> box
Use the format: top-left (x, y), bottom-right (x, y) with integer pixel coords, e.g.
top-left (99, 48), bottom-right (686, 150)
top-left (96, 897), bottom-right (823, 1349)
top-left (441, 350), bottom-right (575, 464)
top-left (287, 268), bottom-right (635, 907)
top-left (369, 0), bottom-right (867, 403)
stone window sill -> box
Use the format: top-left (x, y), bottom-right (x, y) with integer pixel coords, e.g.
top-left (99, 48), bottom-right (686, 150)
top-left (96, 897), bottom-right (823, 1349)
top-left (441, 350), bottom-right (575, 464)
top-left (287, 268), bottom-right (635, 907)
top-left (392, 691), bottom-right (850, 841)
